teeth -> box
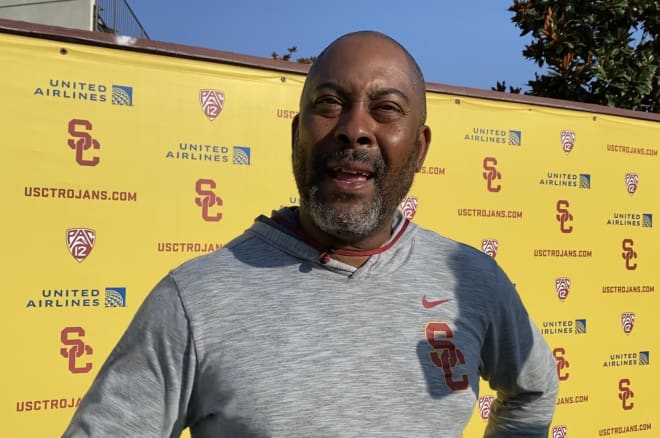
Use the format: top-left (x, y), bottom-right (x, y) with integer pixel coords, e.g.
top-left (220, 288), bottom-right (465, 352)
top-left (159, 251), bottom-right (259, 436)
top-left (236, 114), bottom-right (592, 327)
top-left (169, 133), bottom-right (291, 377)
top-left (333, 167), bottom-right (370, 176)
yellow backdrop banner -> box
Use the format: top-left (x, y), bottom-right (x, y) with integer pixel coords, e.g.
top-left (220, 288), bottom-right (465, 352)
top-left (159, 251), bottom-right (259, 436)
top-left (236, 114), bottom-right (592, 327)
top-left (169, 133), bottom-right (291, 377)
top-left (2, 31), bottom-right (657, 437)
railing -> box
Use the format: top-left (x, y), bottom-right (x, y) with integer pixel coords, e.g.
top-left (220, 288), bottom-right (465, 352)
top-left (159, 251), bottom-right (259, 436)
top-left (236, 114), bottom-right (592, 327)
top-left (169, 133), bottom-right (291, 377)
top-left (94, 0), bottom-right (148, 39)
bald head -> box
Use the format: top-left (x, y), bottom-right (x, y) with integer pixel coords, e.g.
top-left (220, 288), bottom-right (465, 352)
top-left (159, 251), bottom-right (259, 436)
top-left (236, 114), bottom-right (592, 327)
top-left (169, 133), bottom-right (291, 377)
top-left (303, 31), bottom-right (427, 124)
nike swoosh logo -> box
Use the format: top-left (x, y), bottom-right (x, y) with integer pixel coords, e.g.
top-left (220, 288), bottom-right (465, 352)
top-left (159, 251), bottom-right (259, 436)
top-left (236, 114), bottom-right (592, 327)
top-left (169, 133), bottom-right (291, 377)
top-left (422, 295), bottom-right (451, 309)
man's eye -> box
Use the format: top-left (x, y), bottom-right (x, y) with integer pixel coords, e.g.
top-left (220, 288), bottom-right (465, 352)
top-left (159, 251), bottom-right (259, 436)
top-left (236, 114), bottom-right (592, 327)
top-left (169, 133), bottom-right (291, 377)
top-left (374, 102), bottom-right (402, 113)
top-left (315, 96), bottom-right (342, 106)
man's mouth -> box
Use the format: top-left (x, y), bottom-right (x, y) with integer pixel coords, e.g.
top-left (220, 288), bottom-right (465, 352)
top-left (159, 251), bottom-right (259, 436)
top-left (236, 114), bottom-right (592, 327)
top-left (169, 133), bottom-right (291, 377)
top-left (329, 166), bottom-right (375, 182)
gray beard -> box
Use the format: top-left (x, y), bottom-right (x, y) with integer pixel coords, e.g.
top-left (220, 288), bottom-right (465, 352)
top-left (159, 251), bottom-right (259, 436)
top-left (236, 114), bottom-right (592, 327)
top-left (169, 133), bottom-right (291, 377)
top-left (306, 184), bottom-right (385, 240)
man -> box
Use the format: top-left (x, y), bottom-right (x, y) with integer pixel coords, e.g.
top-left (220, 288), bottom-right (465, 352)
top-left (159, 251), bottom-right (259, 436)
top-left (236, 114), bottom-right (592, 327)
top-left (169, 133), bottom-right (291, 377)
top-left (63, 31), bottom-right (557, 437)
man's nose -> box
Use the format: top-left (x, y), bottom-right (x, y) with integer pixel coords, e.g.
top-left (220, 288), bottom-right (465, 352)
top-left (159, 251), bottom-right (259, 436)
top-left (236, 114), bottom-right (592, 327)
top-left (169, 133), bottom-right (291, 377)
top-left (333, 104), bottom-right (375, 148)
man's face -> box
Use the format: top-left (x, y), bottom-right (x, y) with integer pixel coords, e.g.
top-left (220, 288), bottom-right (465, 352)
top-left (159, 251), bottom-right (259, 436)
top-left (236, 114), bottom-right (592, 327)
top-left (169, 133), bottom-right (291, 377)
top-left (292, 34), bottom-right (429, 241)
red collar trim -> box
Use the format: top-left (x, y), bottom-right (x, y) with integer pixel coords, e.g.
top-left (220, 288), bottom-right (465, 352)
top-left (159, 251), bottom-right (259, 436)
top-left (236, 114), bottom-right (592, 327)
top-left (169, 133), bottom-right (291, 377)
top-left (270, 212), bottom-right (410, 264)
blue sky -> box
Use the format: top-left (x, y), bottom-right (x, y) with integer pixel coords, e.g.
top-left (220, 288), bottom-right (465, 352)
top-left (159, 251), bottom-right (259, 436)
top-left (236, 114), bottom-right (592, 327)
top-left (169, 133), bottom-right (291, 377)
top-left (129, 1), bottom-right (542, 92)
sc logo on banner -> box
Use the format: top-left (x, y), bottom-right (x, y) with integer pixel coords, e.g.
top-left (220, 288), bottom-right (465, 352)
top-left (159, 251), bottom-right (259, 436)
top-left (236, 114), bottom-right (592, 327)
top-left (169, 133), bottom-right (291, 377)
top-left (482, 157), bottom-right (502, 192)
top-left (60, 326), bottom-right (93, 374)
top-left (195, 179), bottom-right (223, 222)
top-left (622, 238), bottom-right (637, 270)
top-left (618, 378), bottom-right (634, 410)
top-left (556, 200), bottom-right (573, 233)
top-left (552, 347), bottom-right (569, 381)
top-left (68, 119), bottom-right (100, 166)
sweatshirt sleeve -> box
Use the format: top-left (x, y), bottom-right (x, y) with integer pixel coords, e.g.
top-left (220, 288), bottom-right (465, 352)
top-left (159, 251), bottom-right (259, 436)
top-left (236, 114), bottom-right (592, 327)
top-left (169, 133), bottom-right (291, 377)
top-left (481, 267), bottom-right (558, 437)
top-left (61, 275), bottom-right (196, 438)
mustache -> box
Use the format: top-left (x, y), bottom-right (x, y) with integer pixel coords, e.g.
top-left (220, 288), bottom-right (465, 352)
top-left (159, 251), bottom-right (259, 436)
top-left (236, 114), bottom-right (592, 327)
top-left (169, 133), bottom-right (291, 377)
top-left (314, 149), bottom-right (386, 175)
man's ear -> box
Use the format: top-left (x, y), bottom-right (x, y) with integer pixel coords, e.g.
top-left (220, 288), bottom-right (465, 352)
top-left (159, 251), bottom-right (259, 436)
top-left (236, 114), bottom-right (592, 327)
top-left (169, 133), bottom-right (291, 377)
top-left (291, 114), bottom-right (300, 151)
top-left (415, 124), bottom-right (431, 172)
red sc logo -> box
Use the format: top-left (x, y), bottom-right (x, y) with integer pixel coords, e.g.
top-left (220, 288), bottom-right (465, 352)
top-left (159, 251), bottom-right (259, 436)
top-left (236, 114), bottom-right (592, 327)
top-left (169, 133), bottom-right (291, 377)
top-left (621, 239), bottom-right (637, 270)
top-left (618, 378), bottom-right (634, 410)
top-left (195, 179), bottom-right (223, 222)
top-left (555, 200), bottom-right (573, 233)
top-left (482, 157), bottom-right (502, 192)
top-left (425, 322), bottom-right (469, 391)
top-left (60, 327), bottom-right (93, 374)
top-left (552, 347), bottom-right (570, 381)
top-left (67, 119), bottom-right (100, 166)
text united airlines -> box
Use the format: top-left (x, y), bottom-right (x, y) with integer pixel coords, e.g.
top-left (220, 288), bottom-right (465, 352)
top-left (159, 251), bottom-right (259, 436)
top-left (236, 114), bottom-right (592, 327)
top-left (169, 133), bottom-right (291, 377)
top-left (166, 143), bottom-right (229, 162)
top-left (34, 80), bottom-right (108, 101)
top-left (26, 289), bottom-right (100, 308)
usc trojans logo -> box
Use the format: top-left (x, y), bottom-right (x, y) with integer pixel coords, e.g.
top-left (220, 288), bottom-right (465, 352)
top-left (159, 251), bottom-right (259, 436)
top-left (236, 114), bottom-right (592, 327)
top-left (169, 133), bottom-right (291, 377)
top-left (618, 378), bottom-right (634, 410)
top-left (68, 119), bottom-right (100, 166)
top-left (60, 327), bottom-right (93, 374)
top-left (195, 179), bottom-right (223, 222)
top-left (425, 322), bottom-right (468, 391)
top-left (482, 157), bottom-right (502, 192)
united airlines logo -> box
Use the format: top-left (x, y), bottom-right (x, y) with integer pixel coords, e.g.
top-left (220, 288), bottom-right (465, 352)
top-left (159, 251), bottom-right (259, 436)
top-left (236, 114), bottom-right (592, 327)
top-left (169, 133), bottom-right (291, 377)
top-left (482, 157), bottom-right (502, 192)
top-left (622, 239), bottom-right (638, 270)
top-left (33, 79), bottom-right (134, 106)
top-left (195, 179), bottom-right (223, 222)
top-left (105, 287), bottom-right (126, 307)
top-left (539, 172), bottom-right (591, 189)
top-left (68, 119), bottom-right (100, 166)
top-left (509, 130), bottom-right (521, 146)
top-left (555, 277), bottom-right (570, 301)
top-left (556, 200), bottom-right (574, 233)
top-left (463, 128), bottom-right (522, 146)
top-left (552, 425), bottom-right (567, 438)
top-left (60, 326), bottom-right (93, 374)
top-left (553, 347), bottom-right (570, 381)
top-left (111, 85), bottom-right (133, 106)
top-left (621, 312), bottom-right (635, 335)
top-left (607, 212), bottom-right (653, 228)
top-left (625, 172), bottom-right (639, 195)
top-left (399, 196), bottom-right (418, 219)
top-left (478, 395), bottom-right (494, 420)
top-left (233, 146), bottom-right (251, 164)
top-left (618, 378), bottom-right (634, 410)
top-left (639, 351), bottom-right (650, 365)
top-left (481, 239), bottom-right (498, 258)
top-left (200, 89), bottom-right (224, 121)
top-left (66, 228), bottom-right (96, 262)
top-left (541, 319), bottom-right (587, 335)
top-left (561, 130), bottom-right (576, 154)
top-left (643, 213), bottom-right (653, 227)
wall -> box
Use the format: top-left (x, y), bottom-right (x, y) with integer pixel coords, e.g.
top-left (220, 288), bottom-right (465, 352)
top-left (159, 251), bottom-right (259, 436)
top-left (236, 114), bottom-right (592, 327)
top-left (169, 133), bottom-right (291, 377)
top-left (2, 23), bottom-right (658, 437)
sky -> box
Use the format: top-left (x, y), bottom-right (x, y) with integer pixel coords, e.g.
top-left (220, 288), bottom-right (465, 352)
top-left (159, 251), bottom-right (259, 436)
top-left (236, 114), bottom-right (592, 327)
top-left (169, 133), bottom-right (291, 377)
top-left (128, 0), bottom-right (543, 93)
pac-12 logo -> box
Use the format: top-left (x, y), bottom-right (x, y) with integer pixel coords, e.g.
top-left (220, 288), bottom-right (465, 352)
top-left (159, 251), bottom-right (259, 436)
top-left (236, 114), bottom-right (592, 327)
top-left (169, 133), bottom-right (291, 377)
top-left (556, 200), bottom-right (574, 233)
top-left (399, 196), bottom-right (418, 219)
top-left (618, 378), bottom-right (634, 410)
top-left (560, 130), bottom-right (576, 154)
top-left (625, 172), bottom-right (638, 195)
top-left (60, 327), bottom-right (93, 374)
top-left (552, 425), bottom-right (567, 438)
top-left (555, 277), bottom-right (571, 302)
top-left (66, 228), bottom-right (96, 262)
top-left (195, 179), bottom-right (223, 222)
top-left (553, 347), bottom-right (570, 381)
top-left (478, 395), bottom-right (494, 420)
top-left (622, 238), bottom-right (637, 270)
top-left (199, 89), bottom-right (224, 121)
top-left (621, 312), bottom-right (635, 335)
top-left (68, 119), bottom-right (100, 166)
top-left (481, 239), bottom-right (498, 258)
top-left (482, 157), bottom-right (502, 192)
